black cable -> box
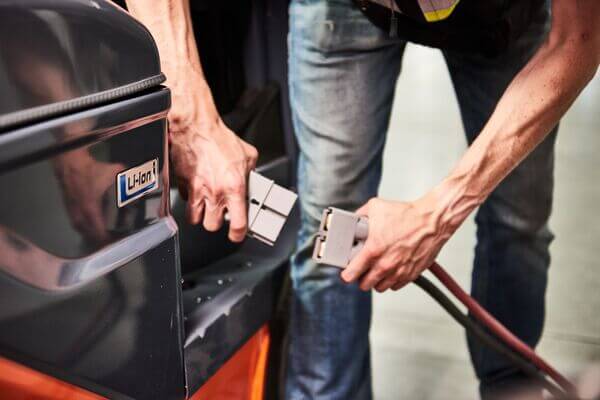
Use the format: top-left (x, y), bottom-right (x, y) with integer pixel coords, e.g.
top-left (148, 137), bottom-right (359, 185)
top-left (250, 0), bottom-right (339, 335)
top-left (413, 276), bottom-right (569, 399)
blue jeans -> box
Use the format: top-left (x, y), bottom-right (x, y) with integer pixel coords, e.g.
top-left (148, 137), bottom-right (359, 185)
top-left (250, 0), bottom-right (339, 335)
top-left (286, 1), bottom-right (556, 399)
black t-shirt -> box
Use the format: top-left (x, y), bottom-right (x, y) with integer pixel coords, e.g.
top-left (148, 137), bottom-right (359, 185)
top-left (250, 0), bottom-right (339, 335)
top-left (355, 0), bottom-right (547, 57)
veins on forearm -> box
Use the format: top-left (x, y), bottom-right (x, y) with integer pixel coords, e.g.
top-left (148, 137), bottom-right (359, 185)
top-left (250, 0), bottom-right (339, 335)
top-left (433, 23), bottom-right (597, 234)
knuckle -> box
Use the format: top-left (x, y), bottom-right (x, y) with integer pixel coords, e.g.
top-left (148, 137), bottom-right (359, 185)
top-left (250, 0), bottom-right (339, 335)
top-left (381, 261), bottom-right (395, 273)
top-left (367, 242), bottom-right (383, 257)
top-left (373, 267), bottom-right (387, 281)
top-left (211, 183), bottom-right (226, 197)
top-left (168, 114), bottom-right (185, 129)
top-left (188, 179), bottom-right (200, 190)
top-left (361, 247), bottom-right (374, 259)
top-left (224, 178), bottom-right (245, 196)
top-left (363, 248), bottom-right (377, 261)
top-left (246, 145), bottom-right (258, 160)
top-left (188, 181), bottom-right (205, 197)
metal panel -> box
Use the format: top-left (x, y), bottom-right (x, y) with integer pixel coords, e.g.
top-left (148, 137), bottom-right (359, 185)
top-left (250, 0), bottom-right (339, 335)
top-left (0, 88), bottom-right (186, 399)
top-left (0, 237), bottom-right (185, 400)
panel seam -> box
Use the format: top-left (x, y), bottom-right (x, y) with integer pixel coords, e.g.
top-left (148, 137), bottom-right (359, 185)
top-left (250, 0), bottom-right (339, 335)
top-left (0, 73), bottom-right (166, 131)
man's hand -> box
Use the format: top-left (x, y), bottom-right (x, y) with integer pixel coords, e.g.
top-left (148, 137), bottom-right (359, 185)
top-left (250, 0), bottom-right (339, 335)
top-left (340, 194), bottom-right (453, 292)
top-left (170, 115), bottom-right (257, 242)
top-left (166, 61), bottom-right (258, 243)
top-left (342, 0), bottom-right (599, 293)
top-left (124, 0), bottom-right (258, 242)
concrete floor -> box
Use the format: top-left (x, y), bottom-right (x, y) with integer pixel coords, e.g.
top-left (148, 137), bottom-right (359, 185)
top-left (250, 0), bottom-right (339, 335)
top-left (371, 44), bottom-right (600, 399)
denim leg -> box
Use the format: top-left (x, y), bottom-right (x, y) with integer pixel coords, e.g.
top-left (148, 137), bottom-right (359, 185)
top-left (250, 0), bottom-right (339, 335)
top-left (443, 4), bottom-right (557, 398)
top-left (286, 1), bottom-right (404, 399)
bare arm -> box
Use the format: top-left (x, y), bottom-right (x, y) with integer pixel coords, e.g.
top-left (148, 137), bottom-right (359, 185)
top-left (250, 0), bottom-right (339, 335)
top-left (125, 0), bottom-right (258, 242)
top-left (125, 0), bottom-right (213, 130)
top-left (343, 0), bottom-right (600, 291)
top-left (434, 0), bottom-right (599, 229)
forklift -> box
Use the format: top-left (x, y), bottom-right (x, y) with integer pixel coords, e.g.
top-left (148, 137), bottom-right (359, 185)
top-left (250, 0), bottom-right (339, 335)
top-left (0, 1), bottom-right (295, 398)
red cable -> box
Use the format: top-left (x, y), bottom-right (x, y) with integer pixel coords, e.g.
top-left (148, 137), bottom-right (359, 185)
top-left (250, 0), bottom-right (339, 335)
top-left (428, 262), bottom-right (577, 396)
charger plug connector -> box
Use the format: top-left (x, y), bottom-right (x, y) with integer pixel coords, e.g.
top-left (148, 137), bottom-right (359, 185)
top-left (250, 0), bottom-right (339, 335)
top-left (312, 207), bottom-right (368, 267)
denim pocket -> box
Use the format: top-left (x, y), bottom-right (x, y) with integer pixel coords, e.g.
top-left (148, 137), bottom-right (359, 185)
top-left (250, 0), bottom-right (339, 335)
top-left (290, 0), bottom-right (398, 54)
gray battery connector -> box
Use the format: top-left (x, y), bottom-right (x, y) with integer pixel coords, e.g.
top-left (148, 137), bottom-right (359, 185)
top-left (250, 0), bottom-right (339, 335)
top-left (312, 207), bottom-right (368, 268)
top-left (246, 171), bottom-right (297, 246)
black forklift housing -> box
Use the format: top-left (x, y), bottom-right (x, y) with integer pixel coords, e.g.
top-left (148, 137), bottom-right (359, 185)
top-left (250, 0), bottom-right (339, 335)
top-left (0, 1), bottom-right (295, 399)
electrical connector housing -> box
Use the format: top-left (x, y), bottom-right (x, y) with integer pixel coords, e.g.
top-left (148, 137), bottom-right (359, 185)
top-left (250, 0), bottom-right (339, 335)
top-left (312, 207), bottom-right (368, 267)
top-left (247, 171), bottom-right (297, 246)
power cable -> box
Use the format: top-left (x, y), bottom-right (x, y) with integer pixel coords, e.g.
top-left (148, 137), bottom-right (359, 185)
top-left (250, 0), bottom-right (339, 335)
top-left (414, 275), bottom-right (569, 399)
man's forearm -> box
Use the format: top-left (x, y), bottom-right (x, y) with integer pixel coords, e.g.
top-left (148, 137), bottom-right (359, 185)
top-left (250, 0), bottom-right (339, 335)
top-left (126, 0), bottom-right (201, 75)
top-left (125, 0), bottom-right (219, 130)
top-left (431, 0), bottom-right (599, 233)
